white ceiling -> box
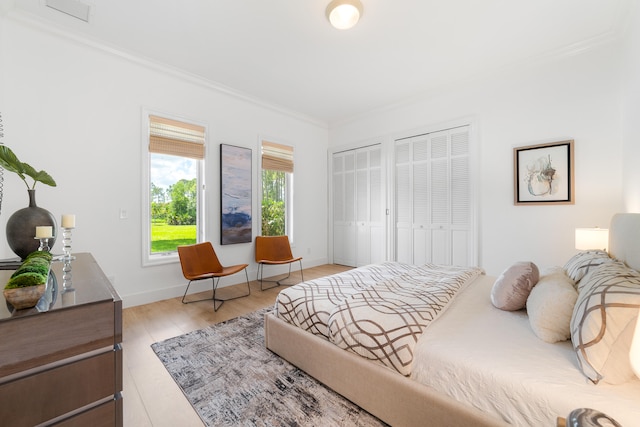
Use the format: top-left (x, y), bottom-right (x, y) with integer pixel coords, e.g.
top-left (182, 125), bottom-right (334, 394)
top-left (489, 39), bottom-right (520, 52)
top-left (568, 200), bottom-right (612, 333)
top-left (2, 0), bottom-right (634, 125)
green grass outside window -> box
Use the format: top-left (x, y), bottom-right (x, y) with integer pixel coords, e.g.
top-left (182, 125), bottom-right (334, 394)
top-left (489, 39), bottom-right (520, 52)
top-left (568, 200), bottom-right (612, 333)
top-left (151, 223), bottom-right (196, 253)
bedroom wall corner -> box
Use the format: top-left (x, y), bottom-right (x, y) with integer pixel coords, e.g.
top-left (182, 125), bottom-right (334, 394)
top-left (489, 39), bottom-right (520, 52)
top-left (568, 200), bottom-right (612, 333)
top-left (621, 1), bottom-right (640, 213)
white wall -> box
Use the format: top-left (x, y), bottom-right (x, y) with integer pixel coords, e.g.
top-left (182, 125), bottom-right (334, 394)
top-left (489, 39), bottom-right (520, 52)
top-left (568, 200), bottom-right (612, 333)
top-left (621, 2), bottom-right (640, 212)
top-left (2, 9), bottom-right (637, 306)
top-left (0, 16), bottom-right (329, 306)
top-left (329, 42), bottom-right (627, 276)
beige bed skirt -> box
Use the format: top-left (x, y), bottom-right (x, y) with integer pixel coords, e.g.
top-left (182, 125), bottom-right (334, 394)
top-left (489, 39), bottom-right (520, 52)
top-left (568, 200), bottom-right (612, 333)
top-left (264, 312), bottom-right (508, 427)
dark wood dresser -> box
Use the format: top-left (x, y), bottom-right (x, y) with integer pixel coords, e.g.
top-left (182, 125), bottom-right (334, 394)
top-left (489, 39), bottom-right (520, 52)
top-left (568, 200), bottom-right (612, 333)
top-left (0, 253), bottom-right (122, 426)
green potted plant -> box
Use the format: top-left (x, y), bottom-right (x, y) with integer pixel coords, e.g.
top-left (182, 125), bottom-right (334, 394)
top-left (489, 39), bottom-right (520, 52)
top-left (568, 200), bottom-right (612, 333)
top-left (3, 251), bottom-right (53, 310)
top-left (0, 146), bottom-right (56, 189)
top-left (0, 146), bottom-right (58, 259)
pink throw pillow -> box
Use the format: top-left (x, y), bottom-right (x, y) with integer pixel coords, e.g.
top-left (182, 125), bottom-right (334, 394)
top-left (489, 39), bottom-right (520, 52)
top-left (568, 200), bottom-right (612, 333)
top-left (491, 261), bottom-right (540, 311)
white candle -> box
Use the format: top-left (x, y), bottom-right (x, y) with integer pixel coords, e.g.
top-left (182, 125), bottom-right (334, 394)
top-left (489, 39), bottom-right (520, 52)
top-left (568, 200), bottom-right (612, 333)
top-left (35, 226), bottom-right (53, 238)
top-left (61, 214), bottom-right (76, 228)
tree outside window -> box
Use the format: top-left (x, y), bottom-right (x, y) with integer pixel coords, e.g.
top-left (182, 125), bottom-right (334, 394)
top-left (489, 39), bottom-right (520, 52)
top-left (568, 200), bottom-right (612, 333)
top-left (144, 114), bottom-right (205, 264)
top-left (150, 154), bottom-right (199, 253)
top-left (260, 140), bottom-right (293, 238)
top-left (261, 169), bottom-right (286, 236)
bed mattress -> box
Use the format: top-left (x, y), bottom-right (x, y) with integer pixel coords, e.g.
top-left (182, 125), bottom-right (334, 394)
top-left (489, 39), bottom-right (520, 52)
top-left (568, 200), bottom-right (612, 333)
top-left (411, 274), bottom-right (640, 427)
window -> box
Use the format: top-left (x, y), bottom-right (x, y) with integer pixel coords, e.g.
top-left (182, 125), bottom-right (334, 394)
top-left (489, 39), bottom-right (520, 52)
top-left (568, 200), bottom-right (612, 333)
top-left (260, 140), bottom-right (293, 237)
top-left (143, 114), bottom-right (206, 265)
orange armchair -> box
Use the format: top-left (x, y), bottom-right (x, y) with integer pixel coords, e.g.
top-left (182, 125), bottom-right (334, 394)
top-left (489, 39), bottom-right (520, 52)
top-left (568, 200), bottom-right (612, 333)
top-left (255, 236), bottom-right (303, 291)
top-left (178, 242), bottom-right (250, 311)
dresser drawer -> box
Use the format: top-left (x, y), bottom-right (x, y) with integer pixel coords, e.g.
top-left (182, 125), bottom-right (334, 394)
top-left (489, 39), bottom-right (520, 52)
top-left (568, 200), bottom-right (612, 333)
top-left (52, 394), bottom-right (122, 427)
top-left (0, 301), bottom-right (116, 378)
top-left (0, 347), bottom-right (121, 426)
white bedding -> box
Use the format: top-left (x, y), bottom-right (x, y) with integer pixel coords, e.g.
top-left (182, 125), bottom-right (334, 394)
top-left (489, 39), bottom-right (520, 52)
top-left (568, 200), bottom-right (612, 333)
top-left (411, 274), bottom-right (640, 427)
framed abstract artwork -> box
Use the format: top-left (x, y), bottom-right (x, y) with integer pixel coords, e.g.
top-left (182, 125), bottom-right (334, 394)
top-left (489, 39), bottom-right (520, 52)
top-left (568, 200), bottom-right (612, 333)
top-left (514, 140), bottom-right (574, 205)
top-left (220, 144), bottom-right (252, 244)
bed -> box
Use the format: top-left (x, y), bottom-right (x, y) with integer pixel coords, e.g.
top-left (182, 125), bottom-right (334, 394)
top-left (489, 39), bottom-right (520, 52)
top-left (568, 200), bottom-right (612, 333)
top-left (264, 213), bottom-right (640, 426)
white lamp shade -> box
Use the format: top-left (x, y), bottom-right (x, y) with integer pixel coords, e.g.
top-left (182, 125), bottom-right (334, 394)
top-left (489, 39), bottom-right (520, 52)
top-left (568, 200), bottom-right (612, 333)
top-left (326, 0), bottom-right (363, 30)
top-left (575, 227), bottom-right (609, 251)
top-left (631, 310), bottom-right (640, 379)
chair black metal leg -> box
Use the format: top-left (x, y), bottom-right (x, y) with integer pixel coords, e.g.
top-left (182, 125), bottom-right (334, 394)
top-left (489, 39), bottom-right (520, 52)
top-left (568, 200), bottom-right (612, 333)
top-left (258, 263), bottom-right (281, 291)
top-left (182, 270), bottom-right (251, 312)
top-left (182, 278), bottom-right (218, 304)
top-left (258, 261), bottom-right (304, 291)
top-left (212, 276), bottom-right (224, 311)
top-left (298, 259), bottom-right (304, 284)
top-left (212, 269), bottom-right (251, 312)
top-left (277, 260), bottom-right (304, 286)
top-left (181, 281), bottom-right (193, 304)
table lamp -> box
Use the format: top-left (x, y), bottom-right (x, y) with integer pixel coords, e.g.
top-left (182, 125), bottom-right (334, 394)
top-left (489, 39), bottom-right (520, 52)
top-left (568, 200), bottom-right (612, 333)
top-left (575, 227), bottom-right (609, 251)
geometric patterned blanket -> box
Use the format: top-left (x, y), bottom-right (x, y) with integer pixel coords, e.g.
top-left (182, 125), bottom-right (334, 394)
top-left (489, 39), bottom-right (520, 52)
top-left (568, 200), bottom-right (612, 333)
top-left (275, 262), bottom-right (424, 338)
top-left (328, 264), bottom-right (483, 375)
top-left (276, 262), bottom-right (483, 376)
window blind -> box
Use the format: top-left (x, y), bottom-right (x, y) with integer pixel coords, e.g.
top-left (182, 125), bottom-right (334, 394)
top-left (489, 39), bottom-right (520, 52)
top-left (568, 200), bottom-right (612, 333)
top-left (262, 140), bottom-right (293, 173)
top-left (149, 115), bottom-right (205, 159)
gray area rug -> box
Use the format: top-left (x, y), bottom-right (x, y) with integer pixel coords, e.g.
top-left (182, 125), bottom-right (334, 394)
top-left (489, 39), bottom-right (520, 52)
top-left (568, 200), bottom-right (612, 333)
top-left (151, 307), bottom-right (387, 427)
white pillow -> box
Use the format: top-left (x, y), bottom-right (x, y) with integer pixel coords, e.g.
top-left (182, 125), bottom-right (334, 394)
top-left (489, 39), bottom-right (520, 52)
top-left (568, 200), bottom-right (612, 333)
top-left (491, 261), bottom-right (539, 311)
top-left (570, 262), bottom-right (640, 384)
top-left (526, 268), bottom-right (578, 343)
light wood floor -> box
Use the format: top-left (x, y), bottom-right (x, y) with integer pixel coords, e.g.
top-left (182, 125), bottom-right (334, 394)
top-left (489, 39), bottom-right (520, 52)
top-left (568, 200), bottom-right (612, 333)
top-left (122, 264), bottom-right (352, 426)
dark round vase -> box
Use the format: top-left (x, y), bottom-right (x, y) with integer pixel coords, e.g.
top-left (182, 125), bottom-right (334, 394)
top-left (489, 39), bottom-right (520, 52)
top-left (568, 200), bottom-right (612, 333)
top-left (6, 189), bottom-right (57, 260)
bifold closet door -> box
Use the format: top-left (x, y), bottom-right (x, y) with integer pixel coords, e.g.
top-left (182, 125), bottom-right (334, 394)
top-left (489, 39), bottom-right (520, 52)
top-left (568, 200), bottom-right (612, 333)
top-left (333, 145), bottom-right (385, 267)
top-left (333, 151), bottom-right (356, 266)
top-left (355, 146), bottom-right (384, 266)
top-left (394, 126), bottom-right (473, 267)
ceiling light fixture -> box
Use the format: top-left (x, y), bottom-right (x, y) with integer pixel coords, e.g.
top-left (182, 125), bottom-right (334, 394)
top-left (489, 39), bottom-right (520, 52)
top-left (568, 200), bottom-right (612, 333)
top-left (326, 0), bottom-right (363, 30)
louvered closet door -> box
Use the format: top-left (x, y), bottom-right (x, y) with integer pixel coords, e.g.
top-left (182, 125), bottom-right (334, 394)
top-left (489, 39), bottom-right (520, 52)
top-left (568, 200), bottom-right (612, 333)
top-left (411, 135), bottom-right (431, 265)
top-left (355, 146), bottom-right (384, 266)
top-left (395, 125), bottom-right (473, 267)
top-left (356, 151), bottom-right (370, 266)
top-left (333, 151), bottom-right (356, 266)
top-left (430, 131), bottom-right (450, 265)
top-left (395, 142), bottom-right (413, 264)
top-left (449, 128), bottom-right (472, 266)
top-left (368, 147), bottom-right (385, 265)
top-left (333, 145), bottom-right (385, 267)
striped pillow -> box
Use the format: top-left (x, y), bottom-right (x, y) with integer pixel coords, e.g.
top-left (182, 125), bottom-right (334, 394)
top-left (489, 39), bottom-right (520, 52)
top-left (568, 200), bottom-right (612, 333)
top-left (570, 262), bottom-right (640, 384)
top-left (563, 250), bottom-right (613, 285)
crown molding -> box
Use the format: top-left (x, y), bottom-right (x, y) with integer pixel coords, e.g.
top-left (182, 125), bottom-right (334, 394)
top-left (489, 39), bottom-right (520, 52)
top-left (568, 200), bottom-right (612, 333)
top-left (4, 8), bottom-right (328, 130)
top-left (329, 21), bottom-right (627, 129)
